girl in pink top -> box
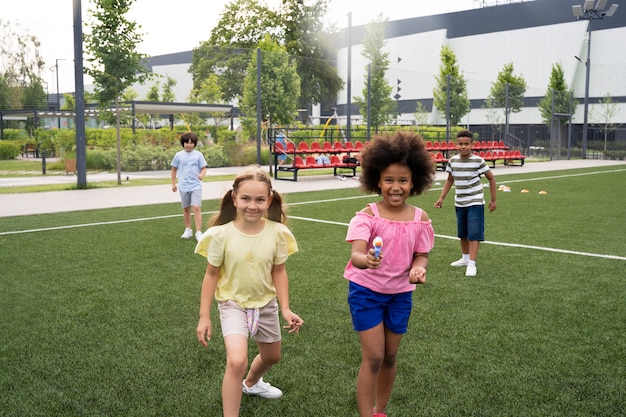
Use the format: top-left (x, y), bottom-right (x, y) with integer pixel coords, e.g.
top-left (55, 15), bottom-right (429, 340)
top-left (344, 131), bottom-right (435, 417)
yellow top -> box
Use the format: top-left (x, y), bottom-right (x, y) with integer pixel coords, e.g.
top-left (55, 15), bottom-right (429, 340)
top-left (195, 219), bottom-right (298, 308)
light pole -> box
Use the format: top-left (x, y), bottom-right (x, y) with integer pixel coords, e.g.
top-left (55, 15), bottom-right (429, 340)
top-left (572, 0), bottom-right (618, 159)
top-left (55, 58), bottom-right (66, 129)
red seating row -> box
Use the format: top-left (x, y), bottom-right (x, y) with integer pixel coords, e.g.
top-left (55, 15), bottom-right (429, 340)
top-left (425, 140), bottom-right (509, 151)
top-left (275, 140), bottom-right (368, 155)
top-left (274, 154), bottom-right (358, 181)
top-left (426, 141), bottom-right (457, 151)
top-left (294, 155), bottom-right (359, 169)
top-left (472, 140), bottom-right (509, 150)
top-left (431, 150), bottom-right (526, 171)
top-left (476, 150), bottom-right (526, 166)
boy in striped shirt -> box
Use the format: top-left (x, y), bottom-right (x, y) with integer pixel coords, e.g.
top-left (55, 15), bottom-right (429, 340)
top-left (434, 130), bottom-right (497, 277)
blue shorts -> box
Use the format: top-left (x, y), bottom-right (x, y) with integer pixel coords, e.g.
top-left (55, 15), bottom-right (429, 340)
top-left (455, 205), bottom-right (485, 241)
top-left (347, 281), bottom-right (412, 334)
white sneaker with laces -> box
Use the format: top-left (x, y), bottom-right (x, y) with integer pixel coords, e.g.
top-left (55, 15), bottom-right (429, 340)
top-left (195, 231), bottom-right (203, 242)
top-left (466, 264), bottom-right (477, 277)
top-left (181, 228), bottom-right (193, 239)
top-left (242, 378), bottom-right (283, 399)
top-left (450, 258), bottom-right (469, 267)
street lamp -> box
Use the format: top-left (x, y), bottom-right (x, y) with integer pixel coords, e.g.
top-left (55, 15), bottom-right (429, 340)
top-left (55, 58), bottom-right (67, 129)
top-left (572, 0), bottom-right (618, 159)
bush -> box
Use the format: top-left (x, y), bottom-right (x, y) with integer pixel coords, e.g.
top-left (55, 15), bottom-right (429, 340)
top-left (1, 129), bottom-right (30, 140)
top-left (0, 141), bottom-right (20, 160)
top-left (200, 145), bottom-right (229, 168)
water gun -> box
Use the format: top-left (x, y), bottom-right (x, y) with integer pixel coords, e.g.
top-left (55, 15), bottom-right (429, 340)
top-left (373, 236), bottom-right (383, 258)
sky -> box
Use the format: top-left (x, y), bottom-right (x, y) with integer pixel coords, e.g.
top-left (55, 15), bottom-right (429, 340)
top-left (2, 0), bottom-right (476, 95)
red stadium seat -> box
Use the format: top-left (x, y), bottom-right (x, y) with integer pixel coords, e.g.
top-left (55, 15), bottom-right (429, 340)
top-left (274, 141), bottom-right (285, 154)
top-left (294, 156), bottom-right (307, 168)
top-left (311, 141), bottom-right (322, 152)
top-left (298, 142), bottom-right (311, 153)
top-left (305, 155), bottom-right (324, 168)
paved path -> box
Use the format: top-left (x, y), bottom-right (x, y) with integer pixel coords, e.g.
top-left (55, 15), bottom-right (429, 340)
top-left (0, 159), bottom-right (624, 218)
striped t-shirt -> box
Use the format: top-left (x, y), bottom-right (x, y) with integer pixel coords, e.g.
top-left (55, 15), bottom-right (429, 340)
top-left (445, 154), bottom-right (490, 207)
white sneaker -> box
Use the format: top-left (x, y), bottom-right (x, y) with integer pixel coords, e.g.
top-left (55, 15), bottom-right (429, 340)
top-left (195, 231), bottom-right (203, 242)
top-left (242, 378), bottom-right (283, 399)
top-left (465, 264), bottom-right (477, 277)
top-left (181, 228), bottom-right (193, 239)
top-left (450, 258), bottom-right (469, 267)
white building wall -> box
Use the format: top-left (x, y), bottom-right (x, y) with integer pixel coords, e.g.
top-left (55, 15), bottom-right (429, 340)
top-left (131, 63), bottom-right (194, 103)
top-left (336, 21), bottom-right (626, 125)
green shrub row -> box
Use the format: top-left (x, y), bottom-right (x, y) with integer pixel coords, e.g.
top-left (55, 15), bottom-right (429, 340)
top-left (84, 145), bottom-right (233, 171)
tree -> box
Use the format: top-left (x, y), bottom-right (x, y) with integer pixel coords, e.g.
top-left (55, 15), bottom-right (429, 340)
top-left (591, 93), bottom-right (621, 156)
top-left (537, 63), bottom-right (577, 153)
top-left (85, 0), bottom-right (151, 185)
top-left (189, 74), bottom-right (229, 141)
top-left (353, 15), bottom-right (396, 132)
top-left (143, 82), bottom-right (160, 128)
top-left (413, 101), bottom-right (430, 127)
top-left (484, 63), bottom-right (527, 141)
top-left (241, 35), bottom-right (300, 133)
top-left (488, 63), bottom-right (527, 112)
top-left (161, 76), bottom-right (177, 103)
top-left (433, 46), bottom-right (469, 129)
top-left (538, 63), bottom-right (576, 124)
top-left (190, 0), bottom-right (279, 103)
top-left (60, 93), bottom-right (76, 129)
top-left (191, 0), bottom-right (342, 115)
top-left (483, 96), bottom-right (504, 141)
top-left (281, 0), bottom-right (342, 108)
top-left (0, 19), bottom-right (47, 122)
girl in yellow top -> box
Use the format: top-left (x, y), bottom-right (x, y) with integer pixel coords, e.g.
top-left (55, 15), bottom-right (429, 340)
top-left (195, 165), bottom-right (303, 417)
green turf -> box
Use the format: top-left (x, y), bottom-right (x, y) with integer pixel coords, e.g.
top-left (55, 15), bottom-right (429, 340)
top-left (1, 166), bottom-right (625, 416)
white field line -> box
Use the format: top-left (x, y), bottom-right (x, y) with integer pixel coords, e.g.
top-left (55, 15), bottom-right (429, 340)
top-left (1, 169), bottom-right (624, 261)
top-left (287, 216), bottom-right (626, 261)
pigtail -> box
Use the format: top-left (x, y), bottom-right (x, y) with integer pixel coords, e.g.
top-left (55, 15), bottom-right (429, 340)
top-left (209, 189), bottom-right (237, 226)
top-left (267, 189), bottom-right (287, 224)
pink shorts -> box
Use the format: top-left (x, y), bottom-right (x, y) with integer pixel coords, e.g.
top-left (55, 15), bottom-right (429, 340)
top-left (218, 299), bottom-right (281, 343)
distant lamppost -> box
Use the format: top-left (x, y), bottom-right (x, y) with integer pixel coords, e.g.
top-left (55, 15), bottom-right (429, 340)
top-left (55, 58), bottom-right (66, 129)
top-left (572, 0), bottom-right (618, 158)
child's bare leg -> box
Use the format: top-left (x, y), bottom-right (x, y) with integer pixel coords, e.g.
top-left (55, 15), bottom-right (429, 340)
top-left (356, 323), bottom-right (385, 417)
top-left (244, 341), bottom-right (281, 386)
top-left (222, 335), bottom-right (248, 417)
top-left (374, 328), bottom-right (402, 413)
top-left (460, 237), bottom-right (470, 256)
top-left (192, 205), bottom-right (203, 232)
top-left (183, 206), bottom-right (192, 229)
top-left (469, 240), bottom-right (480, 261)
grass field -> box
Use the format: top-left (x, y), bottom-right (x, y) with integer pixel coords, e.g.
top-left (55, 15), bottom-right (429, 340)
top-left (1, 165), bottom-right (625, 416)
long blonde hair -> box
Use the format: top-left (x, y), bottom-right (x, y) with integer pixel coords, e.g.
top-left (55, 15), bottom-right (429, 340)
top-left (209, 165), bottom-right (286, 226)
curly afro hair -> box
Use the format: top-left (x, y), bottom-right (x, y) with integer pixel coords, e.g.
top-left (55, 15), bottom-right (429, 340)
top-left (358, 130), bottom-right (435, 196)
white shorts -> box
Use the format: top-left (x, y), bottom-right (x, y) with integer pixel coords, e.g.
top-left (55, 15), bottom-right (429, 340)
top-left (218, 299), bottom-right (281, 343)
